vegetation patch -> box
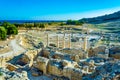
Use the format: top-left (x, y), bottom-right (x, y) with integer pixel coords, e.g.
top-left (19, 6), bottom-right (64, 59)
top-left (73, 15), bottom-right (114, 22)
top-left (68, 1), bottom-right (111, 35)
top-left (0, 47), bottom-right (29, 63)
top-left (0, 72), bottom-right (3, 76)
top-left (0, 22), bottom-right (18, 40)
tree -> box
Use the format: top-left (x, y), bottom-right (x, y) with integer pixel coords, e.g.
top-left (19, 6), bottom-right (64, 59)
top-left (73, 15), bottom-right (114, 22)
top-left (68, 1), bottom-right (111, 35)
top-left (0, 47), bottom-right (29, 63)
top-left (7, 25), bottom-right (18, 35)
top-left (66, 20), bottom-right (73, 25)
top-left (1, 21), bottom-right (11, 29)
top-left (39, 24), bottom-right (45, 28)
top-left (34, 23), bottom-right (40, 27)
top-left (0, 27), bottom-right (7, 40)
top-left (0, 22), bottom-right (2, 25)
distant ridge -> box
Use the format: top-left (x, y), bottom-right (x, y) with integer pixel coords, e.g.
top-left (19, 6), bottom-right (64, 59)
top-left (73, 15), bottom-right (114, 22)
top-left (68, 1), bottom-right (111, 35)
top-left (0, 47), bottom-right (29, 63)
top-left (79, 10), bottom-right (120, 24)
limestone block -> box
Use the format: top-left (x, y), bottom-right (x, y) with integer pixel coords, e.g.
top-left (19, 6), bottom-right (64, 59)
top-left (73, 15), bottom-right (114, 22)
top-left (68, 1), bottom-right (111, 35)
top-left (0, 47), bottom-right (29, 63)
top-left (33, 56), bottom-right (49, 74)
top-left (75, 55), bottom-right (80, 62)
top-left (89, 60), bottom-right (95, 67)
top-left (63, 67), bottom-right (82, 80)
top-left (6, 64), bottom-right (18, 71)
top-left (47, 61), bottom-right (63, 76)
top-left (110, 53), bottom-right (120, 59)
top-left (88, 47), bottom-right (95, 57)
top-left (0, 57), bottom-right (6, 68)
top-left (40, 49), bottom-right (50, 58)
top-left (52, 53), bottom-right (64, 60)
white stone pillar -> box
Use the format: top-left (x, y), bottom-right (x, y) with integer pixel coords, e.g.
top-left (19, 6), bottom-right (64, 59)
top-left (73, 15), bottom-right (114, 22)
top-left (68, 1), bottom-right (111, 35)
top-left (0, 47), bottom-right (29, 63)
top-left (69, 34), bottom-right (71, 48)
top-left (83, 36), bottom-right (88, 51)
top-left (47, 34), bottom-right (49, 47)
top-left (63, 33), bottom-right (65, 49)
top-left (57, 35), bottom-right (59, 48)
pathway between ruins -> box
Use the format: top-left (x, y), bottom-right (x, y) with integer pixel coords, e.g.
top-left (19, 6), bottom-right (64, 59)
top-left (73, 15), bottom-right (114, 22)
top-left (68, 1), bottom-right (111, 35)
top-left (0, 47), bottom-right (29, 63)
top-left (0, 39), bottom-right (25, 58)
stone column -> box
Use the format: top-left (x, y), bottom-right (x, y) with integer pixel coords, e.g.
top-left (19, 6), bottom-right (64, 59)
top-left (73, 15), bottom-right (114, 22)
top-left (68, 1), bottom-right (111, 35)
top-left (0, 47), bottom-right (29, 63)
top-left (69, 34), bottom-right (71, 48)
top-left (57, 35), bottom-right (59, 48)
top-left (87, 27), bottom-right (89, 35)
top-left (47, 34), bottom-right (49, 47)
top-left (63, 33), bottom-right (65, 49)
top-left (83, 36), bottom-right (88, 52)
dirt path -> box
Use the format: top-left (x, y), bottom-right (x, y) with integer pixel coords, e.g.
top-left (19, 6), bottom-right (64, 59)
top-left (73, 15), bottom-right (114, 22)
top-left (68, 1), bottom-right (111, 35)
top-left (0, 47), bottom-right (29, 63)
top-left (0, 39), bottom-right (25, 58)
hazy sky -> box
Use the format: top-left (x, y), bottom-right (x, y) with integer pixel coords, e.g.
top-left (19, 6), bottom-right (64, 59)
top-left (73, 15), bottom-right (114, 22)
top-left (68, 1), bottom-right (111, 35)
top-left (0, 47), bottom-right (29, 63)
top-left (0, 0), bottom-right (120, 20)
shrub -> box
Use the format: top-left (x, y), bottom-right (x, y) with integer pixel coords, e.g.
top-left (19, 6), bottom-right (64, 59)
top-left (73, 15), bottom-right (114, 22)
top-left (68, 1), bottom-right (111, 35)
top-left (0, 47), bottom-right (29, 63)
top-left (0, 26), bottom-right (7, 40)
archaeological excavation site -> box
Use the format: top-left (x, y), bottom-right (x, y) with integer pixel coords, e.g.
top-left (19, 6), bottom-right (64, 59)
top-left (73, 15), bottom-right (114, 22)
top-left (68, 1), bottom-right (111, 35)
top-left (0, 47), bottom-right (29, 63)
top-left (1, 1), bottom-right (120, 79)
top-left (0, 22), bottom-right (120, 80)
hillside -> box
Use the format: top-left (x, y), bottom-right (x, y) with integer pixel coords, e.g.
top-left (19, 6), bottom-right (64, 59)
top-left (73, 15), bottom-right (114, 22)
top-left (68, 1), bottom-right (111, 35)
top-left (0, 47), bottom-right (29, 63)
top-left (79, 10), bottom-right (120, 24)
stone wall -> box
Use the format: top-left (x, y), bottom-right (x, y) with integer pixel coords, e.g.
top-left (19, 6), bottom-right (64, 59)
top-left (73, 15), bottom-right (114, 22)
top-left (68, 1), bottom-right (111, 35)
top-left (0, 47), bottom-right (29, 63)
top-left (6, 63), bottom-right (18, 71)
top-left (33, 57), bottom-right (82, 80)
top-left (110, 53), bottom-right (120, 59)
top-left (33, 56), bottom-right (49, 74)
top-left (25, 50), bottom-right (38, 67)
top-left (0, 57), bottom-right (6, 68)
top-left (63, 67), bottom-right (82, 80)
top-left (47, 60), bottom-right (63, 76)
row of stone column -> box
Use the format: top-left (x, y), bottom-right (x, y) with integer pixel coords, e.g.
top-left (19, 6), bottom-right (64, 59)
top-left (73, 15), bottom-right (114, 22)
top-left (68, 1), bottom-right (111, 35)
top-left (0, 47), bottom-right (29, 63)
top-left (47, 34), bottom-right (88, 51)
top-left (47, 34), bottom-right (71, 49)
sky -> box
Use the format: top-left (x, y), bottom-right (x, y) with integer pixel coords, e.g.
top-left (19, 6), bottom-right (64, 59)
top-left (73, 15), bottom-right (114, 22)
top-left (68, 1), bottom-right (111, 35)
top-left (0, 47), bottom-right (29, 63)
top-left (0, 0), bottom-right (120, 20)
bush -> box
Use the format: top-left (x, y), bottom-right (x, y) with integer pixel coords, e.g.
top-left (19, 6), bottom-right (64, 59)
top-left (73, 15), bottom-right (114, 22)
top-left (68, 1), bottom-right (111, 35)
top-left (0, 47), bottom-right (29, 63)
top-left (0, 22), bottom-right (18, 40)
top-left (0, 27), bottom-right (7, 40)
top-left (0, 72), bottom-right (3, 76)
top-left (7, 25), bottom-right (18, 35)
